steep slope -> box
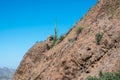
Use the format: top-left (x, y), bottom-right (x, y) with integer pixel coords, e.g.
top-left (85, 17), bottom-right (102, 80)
top-left (13, 0), bottom-right (120, 80)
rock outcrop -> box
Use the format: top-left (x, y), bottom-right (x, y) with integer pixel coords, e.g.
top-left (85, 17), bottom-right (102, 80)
top-left (13, 0), bottom-right (120, 80)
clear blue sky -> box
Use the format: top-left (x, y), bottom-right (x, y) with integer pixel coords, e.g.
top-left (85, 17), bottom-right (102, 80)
top-left (0, 0), bottom-right (97, 69)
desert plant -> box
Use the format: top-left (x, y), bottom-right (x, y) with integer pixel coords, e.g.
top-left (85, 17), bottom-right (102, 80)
top-left (54, 26), bottom-right (58, 41)
top-left (76, 26), bottom-right (83, 35)
top-left (50, 26), bottom-right (58, 48)
top-left (86, 70), bottom-right (120, 80)
top-left (86, 76), bottom-right (98, 80)
top-left (59, 35), bottom-right (65, 42)
top-left (105, 1), bottom-right (120, 16)
top-left (95, 33), bottom-right (103, 45)
top-left (106, 5), bottom-right (115, 15)
top-left (68, 38), bottom-right (74, 43)
top-left (99, 70), bottom-right (103, 78)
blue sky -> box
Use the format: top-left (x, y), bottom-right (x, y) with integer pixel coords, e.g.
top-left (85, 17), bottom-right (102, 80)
top-left (0, 0), bottom-right (97, 69)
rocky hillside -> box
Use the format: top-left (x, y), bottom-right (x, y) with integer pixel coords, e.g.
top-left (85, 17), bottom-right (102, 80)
top-left (0, 67), bottom-right (15, 80)
top-left (13, 0), bottom-right (120, 80)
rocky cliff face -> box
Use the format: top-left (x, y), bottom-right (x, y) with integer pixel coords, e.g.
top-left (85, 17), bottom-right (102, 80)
top-left (13, 0), bottom-right (120, 80)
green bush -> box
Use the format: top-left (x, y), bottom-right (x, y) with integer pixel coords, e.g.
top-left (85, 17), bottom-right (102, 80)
top-left (86, 70), bottom-right (120, 80)
top-left (95, 33), bottom-right (103, 45)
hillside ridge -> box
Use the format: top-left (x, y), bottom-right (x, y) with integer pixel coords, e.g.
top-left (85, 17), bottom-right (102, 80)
top-left (13, 0), bottom-right (120, 80)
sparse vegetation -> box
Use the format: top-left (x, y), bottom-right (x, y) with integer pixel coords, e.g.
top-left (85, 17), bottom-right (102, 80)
top-left (106, 5), bottom-right (116, 16)
top-left (50, 26), bottom-right (58, 48)
top-left (76, 26), bottom-right (83, 35)
top-left (87, 76), bottom-right (98, 80)
top-left (105, 1), bottom-right (120, 16)
top-left (59, 35), bottom-right (65, 42)
top-left (95, 33), bottom-right (103, 45)
top-left (99, 70), bottom-right (103, 78)
top-left (68, 38), bottom-right (74, 43)
top-left (86, 70), bottom-right (120, 80)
